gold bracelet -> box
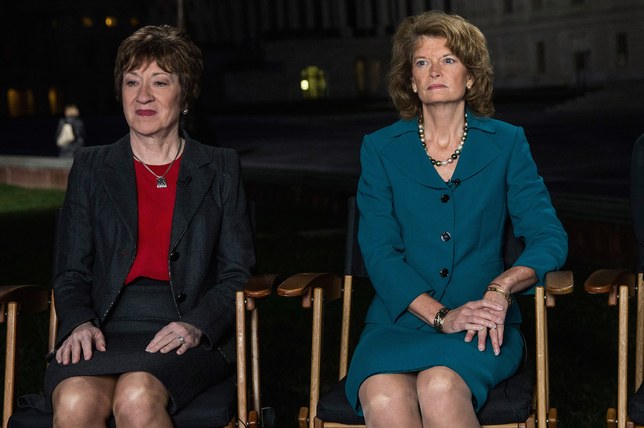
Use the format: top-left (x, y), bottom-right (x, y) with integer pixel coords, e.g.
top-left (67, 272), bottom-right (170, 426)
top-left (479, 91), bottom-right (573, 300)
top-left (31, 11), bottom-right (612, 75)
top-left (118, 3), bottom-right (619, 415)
top-left (486, 283), bottom-right (512, 306)
top-left (433, 306), bottom-right (451, 333)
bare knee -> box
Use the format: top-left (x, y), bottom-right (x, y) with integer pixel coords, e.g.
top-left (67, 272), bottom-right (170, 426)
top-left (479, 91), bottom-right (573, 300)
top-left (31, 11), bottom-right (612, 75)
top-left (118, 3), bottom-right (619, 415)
top-left (418, 366), bottom-right (469, 397)
top-left (417, 367), bottom-right (479, 427)
top-left (52, 376), bottom-right (113, 428)
top-left (359, 373), bottom-right (420, 427)
top-left (416, 367), bottom-right (471, 406)
top-left (113, 372), bottom-right (169, 425)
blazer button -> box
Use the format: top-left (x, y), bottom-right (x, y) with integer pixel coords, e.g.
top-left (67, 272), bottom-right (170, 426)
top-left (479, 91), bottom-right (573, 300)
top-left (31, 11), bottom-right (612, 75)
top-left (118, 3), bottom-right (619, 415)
top-left (440, 194), bottom-right (450, 203)
top-left (439, 268), bottom-right (449, 277)
top-left (170, 251), bottom-right (180, 261)
top-left (176, 292), bottom-right (187, 303)
top-left (441, 232), bottom-right (452, 242)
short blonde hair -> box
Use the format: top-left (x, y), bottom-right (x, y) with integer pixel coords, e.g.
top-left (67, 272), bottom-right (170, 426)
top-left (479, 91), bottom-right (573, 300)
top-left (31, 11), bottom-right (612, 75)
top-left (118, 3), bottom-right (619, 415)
top-left (388, 10), bottom-right (494, 119)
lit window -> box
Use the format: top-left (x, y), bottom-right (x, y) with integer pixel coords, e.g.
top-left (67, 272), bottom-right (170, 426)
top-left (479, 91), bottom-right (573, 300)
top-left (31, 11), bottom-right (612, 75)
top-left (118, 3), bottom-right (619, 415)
top-left (300, 66), bottom-right (327, 99)
top-left (81, 17), bottom-right (94, 28)
top-left (7, 88), bottom-right (35, 117)
top-left (105, 16), bottom-right (118, 27)
top-left (48, 88), bottom-right (60, 115)
top-left (7, 89), bottom-right (20, 117)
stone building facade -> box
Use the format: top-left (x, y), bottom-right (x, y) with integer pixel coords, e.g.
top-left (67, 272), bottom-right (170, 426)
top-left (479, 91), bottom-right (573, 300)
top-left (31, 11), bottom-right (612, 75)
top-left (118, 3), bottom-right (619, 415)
top-left (2, 0), bottom-right (643, 115)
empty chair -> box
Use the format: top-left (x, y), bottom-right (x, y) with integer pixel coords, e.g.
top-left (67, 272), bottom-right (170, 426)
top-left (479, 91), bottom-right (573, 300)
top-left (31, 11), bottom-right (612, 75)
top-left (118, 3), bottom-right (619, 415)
top-left (584, 133), bottom-right (644, 428)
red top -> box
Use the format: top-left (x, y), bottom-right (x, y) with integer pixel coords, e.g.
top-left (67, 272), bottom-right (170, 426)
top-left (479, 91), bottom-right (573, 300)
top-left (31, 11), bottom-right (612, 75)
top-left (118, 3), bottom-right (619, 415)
top-left (125, 156), bottom-right (182, 284)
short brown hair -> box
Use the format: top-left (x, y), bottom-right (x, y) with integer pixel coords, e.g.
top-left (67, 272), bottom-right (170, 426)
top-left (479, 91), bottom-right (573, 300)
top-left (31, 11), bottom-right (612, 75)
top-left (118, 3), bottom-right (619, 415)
top-left (388, 10), bottom-right (494, 119)
top-left (114, 25), bottom-right (203, 110)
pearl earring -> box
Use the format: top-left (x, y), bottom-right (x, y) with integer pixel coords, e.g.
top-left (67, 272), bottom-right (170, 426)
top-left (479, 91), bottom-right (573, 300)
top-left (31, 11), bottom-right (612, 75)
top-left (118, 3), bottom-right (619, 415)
top-left (182, 108), bottom-right (189, 115)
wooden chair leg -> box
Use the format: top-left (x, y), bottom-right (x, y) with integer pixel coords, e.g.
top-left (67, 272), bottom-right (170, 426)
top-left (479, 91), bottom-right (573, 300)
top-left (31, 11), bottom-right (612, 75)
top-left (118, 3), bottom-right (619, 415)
top-left (236, 291), bottom-right (248, 427)
top-left (3, 302), bottom-right (19, 428)
top-left (535, 286), bottom-right (547, 428)
top-left (251, 306), bottom-right (261, 418)
top-left (248, 409), bottom-right (259, 427)
top-left (309, 287), bottom-right (325, 428)
top-left (547, 408), bottom-right (558, 427)
top-left (298, 407), bottom-right (310, 428)
top-left (48, 291), bottom-right (57, 354)
top-left (608, 407), bottom-right (618, 428)
top-left (618, 285), bottom-right (630, 428)
top-left (636, 273), bottom-right (644, 394)
top-left (338, 275), bottom-right (352, 379)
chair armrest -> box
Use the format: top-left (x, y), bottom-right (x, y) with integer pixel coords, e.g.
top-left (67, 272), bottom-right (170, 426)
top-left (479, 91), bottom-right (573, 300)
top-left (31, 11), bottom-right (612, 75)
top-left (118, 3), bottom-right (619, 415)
top-left (583, 269), bottom-right (635, 306)
top-left (244, 274), bottom-right (278, 311)
top-left (584, 269), bottom-right (635, 295)
top-left (245, 274), bottom-right (278, 299)
top-left (276, 273), bottom-right (342, 308)
top-left (545, 271), bottom-right (574, 295)
top-left (0, 285), bottom-right (50, 322)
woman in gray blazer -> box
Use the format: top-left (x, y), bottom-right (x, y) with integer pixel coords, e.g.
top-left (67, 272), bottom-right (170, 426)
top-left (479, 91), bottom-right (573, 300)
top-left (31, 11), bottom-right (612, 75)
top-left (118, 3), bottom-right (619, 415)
top-left (43, 25), bottom-right (255, 427)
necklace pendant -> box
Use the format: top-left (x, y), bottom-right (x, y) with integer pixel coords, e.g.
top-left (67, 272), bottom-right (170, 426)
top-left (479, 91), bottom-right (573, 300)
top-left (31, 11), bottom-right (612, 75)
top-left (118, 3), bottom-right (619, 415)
top-left (156, 177), bottom-right (168, 188)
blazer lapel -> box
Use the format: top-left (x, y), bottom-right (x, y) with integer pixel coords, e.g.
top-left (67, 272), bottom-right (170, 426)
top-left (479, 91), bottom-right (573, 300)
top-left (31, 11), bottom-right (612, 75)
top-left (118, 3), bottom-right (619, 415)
top-left (452, 114), bottom-right (501, 182)
top-left (98, 135), bottom-right (138, 243)
top-left (381, 120), bottom-right (449, 189)
top-left (170, 138), bottom-right (217, 250)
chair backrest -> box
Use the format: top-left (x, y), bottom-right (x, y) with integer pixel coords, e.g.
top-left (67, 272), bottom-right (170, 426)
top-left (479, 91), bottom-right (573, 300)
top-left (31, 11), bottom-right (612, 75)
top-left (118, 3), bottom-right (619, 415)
top-left (344, 196), bottom-right (367, 279)
top-left (631, 133), bottom-right (644, 273)
top-left (630, 133), bottom-right (644, 392)
top-left (48, 209), bottom-right (65, 353)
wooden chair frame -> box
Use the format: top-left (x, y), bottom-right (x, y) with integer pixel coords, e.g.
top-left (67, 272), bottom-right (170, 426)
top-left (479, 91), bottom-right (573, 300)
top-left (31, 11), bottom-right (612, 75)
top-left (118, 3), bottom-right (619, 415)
top-left (278, 269), bottom-right (573, 428)
top-left (585, 269), bottom-right (644, 428)
top-left (1, 274), bottom-right (276, 428)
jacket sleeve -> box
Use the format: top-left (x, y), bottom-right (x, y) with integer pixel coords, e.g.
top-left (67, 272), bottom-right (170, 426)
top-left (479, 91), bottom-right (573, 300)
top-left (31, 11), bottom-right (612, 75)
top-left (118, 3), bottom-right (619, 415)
top-left (52, 149), bottom-right (100, 347)
top-left (506, 127), bottom-right (568, 286)
top-left (180, 150), bottom-right (255, 349)
top-left (356, 135), bottom-right (434, 322)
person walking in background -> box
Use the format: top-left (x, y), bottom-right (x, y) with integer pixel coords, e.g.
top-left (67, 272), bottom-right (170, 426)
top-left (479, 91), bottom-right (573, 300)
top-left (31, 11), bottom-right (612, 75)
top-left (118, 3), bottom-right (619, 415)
top-left (55, 104), bottom-right (85, 158)
top-left (345, 10), bottom-right (568, 427)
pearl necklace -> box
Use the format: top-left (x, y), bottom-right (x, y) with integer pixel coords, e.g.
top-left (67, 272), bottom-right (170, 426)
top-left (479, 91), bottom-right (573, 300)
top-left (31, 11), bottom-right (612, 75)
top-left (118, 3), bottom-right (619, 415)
top-left (418, 112), bottom-right (468, 167)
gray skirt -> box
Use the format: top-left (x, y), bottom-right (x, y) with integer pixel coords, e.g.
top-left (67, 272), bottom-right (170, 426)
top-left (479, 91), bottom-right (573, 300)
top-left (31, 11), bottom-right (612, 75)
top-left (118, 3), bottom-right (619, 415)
top-left (44, 279), bottom-right (233, 414)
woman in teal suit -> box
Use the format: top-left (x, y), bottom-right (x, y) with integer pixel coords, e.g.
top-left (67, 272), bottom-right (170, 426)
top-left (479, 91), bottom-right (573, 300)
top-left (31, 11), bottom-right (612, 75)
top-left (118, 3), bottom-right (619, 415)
top-left (345, 11), bottom-right (567, 427)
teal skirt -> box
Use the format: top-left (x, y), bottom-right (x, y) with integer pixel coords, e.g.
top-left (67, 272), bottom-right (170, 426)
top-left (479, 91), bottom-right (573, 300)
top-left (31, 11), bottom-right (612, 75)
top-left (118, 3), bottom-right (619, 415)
top-left (345, 317), bottom-right (523, 415)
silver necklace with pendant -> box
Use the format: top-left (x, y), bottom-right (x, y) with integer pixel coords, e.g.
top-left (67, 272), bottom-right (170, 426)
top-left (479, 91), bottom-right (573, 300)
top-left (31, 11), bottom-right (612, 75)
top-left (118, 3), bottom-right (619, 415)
top-left (132, 138), bottom-right (183, 188)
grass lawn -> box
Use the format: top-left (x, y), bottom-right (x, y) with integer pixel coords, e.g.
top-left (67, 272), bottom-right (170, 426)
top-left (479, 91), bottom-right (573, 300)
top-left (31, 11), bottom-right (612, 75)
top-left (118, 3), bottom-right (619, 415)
top-left (0, 183), bottom-right (633, 427)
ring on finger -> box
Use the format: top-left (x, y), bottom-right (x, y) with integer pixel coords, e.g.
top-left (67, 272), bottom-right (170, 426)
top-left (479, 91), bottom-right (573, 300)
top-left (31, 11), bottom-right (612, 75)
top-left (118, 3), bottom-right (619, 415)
top-left (177, 335), bottom-right (185, 345)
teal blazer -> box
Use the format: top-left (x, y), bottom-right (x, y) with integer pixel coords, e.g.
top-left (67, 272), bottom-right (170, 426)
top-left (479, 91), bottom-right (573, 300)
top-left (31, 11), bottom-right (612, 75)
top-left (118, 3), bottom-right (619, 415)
top-left (357, 113), bottom-right (568, 327)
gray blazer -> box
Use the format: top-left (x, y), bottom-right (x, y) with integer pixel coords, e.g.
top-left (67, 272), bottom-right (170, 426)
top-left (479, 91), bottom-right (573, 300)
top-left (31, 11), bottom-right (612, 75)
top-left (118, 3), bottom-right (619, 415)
top-left (52, 134), bottom-right (255, 358)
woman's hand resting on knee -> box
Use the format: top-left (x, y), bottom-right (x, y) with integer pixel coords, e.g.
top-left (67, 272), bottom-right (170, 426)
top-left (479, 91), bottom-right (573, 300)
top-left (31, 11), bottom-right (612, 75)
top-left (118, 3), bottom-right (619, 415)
top-left (56, 321), bottom-right (106, 365)
top-left (145, 321), bottom-right (203, 355)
